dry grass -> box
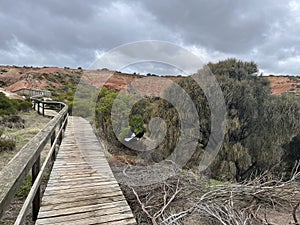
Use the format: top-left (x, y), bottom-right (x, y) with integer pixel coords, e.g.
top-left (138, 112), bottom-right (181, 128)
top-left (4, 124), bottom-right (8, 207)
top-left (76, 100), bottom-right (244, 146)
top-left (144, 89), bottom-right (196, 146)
top-left (0, 111), bottom-right (51, 171)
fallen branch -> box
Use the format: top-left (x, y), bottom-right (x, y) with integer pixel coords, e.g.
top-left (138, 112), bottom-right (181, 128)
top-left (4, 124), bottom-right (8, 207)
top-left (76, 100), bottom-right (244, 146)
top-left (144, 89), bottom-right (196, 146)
top-left (131, 179), bottom-right (181, 225)
top-left (161, 161), bottom-right (300, 225)
top-left (293, 200), bottom-right (300, 225)
top-left (124, 161), bottom-right (300, 224)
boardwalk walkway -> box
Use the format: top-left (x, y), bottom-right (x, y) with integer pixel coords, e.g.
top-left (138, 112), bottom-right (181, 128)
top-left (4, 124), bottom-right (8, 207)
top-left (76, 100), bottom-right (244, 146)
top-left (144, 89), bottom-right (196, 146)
top-left (36, 116), bottom-right (136, 225)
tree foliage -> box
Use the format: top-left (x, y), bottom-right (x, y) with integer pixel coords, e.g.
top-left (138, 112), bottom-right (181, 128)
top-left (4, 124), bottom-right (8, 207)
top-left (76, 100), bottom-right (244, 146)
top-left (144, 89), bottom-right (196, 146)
top-left (144, 59), bottom-right (300, 180)
top-left (94, 59), bottom-right (300, 181)
top-left (95, 87), bottom-right (146, 145)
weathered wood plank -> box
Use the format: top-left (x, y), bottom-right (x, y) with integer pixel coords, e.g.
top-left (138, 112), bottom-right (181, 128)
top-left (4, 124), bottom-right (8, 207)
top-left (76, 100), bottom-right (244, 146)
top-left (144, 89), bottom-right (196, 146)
top-left (39, 196), bottom-right (126, 212)
top-left (47, 175), bottom-right (115, 182)
top-left (93, 219), bottom-right (137, 225)
top-left (42, 186), bottom-right (121, 198)
top-left (36, 211), bottom-right (134, 225)
top-left (49, 170), bottom-right (98, 176)
top-left (45, 181), bottom-right (119, 191)
top-left (38, 200), bottom-right (131, 218)
top-left (41, 191), bottom-right (124, 205)
top-left (46, 176), bottom-right (113, 184)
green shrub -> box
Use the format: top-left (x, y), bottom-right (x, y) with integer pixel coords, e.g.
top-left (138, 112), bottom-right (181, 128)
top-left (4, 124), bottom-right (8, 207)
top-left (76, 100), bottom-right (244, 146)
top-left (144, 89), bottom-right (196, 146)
top-left (16, 175), bottom-right (32, 198)
top-left (209, 179), bottom-right (227, 186)
top-left (0, 93), bottom-right (32, 116)
top-left (0, 93), bottom-right (18, 116)
top-left (129, 114), bottom-right (145, 135)
top-left (95, 87), bottom-right (146, 143)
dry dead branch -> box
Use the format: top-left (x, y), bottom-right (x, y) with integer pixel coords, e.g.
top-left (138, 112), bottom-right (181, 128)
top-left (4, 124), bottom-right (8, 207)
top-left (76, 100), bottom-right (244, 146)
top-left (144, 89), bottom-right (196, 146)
top-left (131, 179), bottom-right (181, 225)
top-left (293, 201), bottom-right (300, 225)
top-left (127, 161), bottom-right (300, 225)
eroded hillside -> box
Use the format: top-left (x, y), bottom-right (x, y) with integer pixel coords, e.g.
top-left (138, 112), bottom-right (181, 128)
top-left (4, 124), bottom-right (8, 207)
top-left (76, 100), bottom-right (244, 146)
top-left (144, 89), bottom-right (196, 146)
top-left (0, 66), bottom-right (182, 97)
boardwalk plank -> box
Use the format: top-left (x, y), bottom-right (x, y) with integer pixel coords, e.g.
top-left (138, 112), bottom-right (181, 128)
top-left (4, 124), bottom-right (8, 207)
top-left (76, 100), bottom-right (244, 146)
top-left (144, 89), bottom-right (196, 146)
top-left (38, 201), bottom-right (131, 218)
top-left (41, 192), bottom-right (124, 206)
top-left (39, 196), bottom-right (126, 212)
top-left (44, 181), bottom-right (119, 192)
top-left (42, 186), bottom-right (121, 198)
top-left (36, 116), bottom-right (136, 224)
top-left (36, 211), bottom-right (134, 225)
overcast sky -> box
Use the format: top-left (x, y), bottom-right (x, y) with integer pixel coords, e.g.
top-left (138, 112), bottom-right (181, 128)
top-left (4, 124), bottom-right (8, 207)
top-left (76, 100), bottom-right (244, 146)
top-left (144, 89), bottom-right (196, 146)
top-left (0, 0), bottom-right (299, 75)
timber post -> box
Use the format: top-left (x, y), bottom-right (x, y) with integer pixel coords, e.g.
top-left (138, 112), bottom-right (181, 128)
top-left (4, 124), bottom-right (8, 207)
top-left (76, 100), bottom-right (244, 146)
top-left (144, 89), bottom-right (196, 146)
top-left (51, 131), bottom-right (56, 161)
top-left (32, 156), bottom-right (41, 221)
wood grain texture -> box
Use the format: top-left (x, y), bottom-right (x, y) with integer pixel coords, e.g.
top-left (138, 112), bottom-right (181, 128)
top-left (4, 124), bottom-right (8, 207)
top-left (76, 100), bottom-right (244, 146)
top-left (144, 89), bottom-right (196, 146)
top-left (36, 116), bottom-right (136, 225)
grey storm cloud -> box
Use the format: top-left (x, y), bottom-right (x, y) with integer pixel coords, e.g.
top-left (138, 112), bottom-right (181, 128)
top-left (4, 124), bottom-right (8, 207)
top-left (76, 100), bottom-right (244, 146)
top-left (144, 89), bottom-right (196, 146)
top-left (0, 0), bottom-right (299, 75)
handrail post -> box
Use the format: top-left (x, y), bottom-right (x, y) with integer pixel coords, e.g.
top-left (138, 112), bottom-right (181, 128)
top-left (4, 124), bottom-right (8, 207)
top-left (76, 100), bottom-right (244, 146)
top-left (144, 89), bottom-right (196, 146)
top-left (63, 113), bottom-right (68, 130)
top-left (51, 131), bottom-right (56, 161)
top-left (37, 102), bottom-right (40, 115)
top-left (32, 156), bottom-right (41, 221)
top-left (42, 102), bottom-right (45, 116)
top-left (58, 120), bottom-right (63, 145)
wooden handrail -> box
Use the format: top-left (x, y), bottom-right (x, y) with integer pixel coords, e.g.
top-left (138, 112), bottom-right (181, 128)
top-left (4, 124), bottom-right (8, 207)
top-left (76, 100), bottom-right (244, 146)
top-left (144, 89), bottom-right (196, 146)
top-left (30, 96), bottom-right (65, 116)
top-left (0, 97), bottom-right (68, 223)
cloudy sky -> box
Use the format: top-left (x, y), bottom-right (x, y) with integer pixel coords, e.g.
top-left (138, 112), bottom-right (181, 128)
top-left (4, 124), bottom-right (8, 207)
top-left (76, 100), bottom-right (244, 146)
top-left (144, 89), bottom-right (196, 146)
top-left (0, 0), bottom-right (299, 75)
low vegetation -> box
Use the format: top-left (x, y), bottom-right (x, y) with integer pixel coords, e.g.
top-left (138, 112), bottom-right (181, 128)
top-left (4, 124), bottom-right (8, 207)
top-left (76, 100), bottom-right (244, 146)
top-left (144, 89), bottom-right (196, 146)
top-left (0, 93), bottom-right (32, 117)
top-left (0, 93), bottom-right (33, 153)
top-left (16, 175), bottom-right (32, 198)
top-left (48, 73), bottom-right (81, 114)
top-left (95, 87), bottom-right (145, 145)
top-left (0, 128), bottom-right (15, 152)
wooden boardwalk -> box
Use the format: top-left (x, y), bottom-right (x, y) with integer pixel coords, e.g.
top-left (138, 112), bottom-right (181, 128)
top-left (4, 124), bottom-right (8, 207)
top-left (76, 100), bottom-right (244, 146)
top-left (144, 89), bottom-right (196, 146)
top-left (36, 116), bottom-right (136, 225)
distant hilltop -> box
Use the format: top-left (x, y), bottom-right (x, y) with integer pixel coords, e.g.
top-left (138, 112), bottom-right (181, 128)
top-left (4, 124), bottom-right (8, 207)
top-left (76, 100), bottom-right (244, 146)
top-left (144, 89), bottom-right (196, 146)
top-left (0, 65), bottom-right (299, 98)
top-left (0, 66), bottom-right (182, 98)
top-left (267, 75), bottom-right (300, 95)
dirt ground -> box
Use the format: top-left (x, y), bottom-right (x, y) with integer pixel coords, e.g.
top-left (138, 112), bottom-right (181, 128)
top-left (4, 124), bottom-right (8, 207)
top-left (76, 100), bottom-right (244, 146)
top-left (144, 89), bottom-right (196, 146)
top-left (267, 76), bottom-right (300, 95)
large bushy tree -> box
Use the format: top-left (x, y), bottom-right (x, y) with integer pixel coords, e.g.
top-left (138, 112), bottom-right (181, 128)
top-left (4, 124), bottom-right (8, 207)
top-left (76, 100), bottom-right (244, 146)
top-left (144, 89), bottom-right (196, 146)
top-left (148, 59), bottom-right (300, 181)
top-left (94, 59), bottom-right (300, 181)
